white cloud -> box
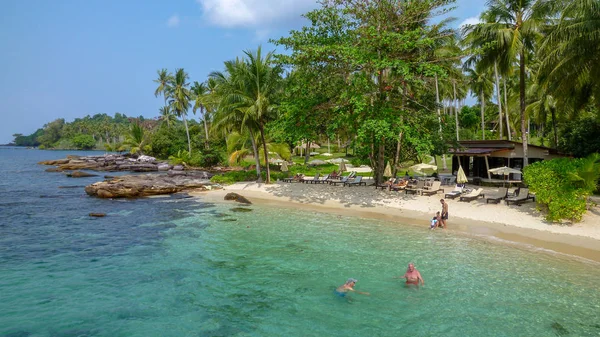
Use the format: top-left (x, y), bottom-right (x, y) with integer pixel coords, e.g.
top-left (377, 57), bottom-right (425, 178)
top-left (197, 0), bottom-right (316, 28)
top-left (459, 16), bottom-right (481, 27)
top-left (167, 14), bottom-right (180, 28)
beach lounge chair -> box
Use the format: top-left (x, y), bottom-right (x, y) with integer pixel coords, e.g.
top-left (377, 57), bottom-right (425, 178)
top-left (421, 181), bottom-right (444, 196)
top-left (459, 188), bottom-right (484, 202)
top-left (505, 188), bottom-right (535, 205)
top-left (302, 173), bottom-right (320, 184)
top-left (313, 174), bottom-right (330, 184)
top-left (444, 184), bottom-right (464, 199)
top-left (344, 175), bottom-right (366, 187)
top-left (484, 187), bottom-right (508, 204)
top-left (329, 172), bottom-right (355, 186)
top-left (405, 180), bottom-right (425, 195)
top-left (375, 178), bottom-right (395, 190)
top-left (390, 180), bottom-right (409, 192)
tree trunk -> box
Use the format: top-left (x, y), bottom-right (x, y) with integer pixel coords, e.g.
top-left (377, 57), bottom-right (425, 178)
top-left (182, 114), bottom-right (191, 154)
top-left (520, 49), bottom-right (529, 167)
top-left (494, 62), bottom-right (503, 140)
top-left (304, 139), bottom-right (310, 165)
top-left (551, 108), bottom-right (558, 148)
top-left (454, 81), bottom-right (459, 141)
top-left (481, 89), bottom-right (485, 140)
top-left (259, 124), bottom-right (271, 183)
top-left (377, 142), bottom-right (385, 184)
top-left (393, 130), bottom-right (404, 178)
top-left (248, 129), bottom-right (262, 182)
top-left (435, 75), bottom-right (447, 169)
top-left (504, 78), bottom-right (511, 140)
top-left (202, 106), bottom-right (210, 149)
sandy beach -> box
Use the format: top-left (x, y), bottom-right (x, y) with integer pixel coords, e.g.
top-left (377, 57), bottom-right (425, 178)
top-left (192, 181), bottom-right (600, 263)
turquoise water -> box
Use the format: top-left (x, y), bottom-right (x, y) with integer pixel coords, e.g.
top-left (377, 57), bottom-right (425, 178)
top-left (1, 148), bottom-right (600, 336)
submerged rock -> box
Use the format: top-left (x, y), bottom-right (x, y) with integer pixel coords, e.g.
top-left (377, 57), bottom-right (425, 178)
top-left (66, 170), bottom-right (97, 178)
top-left (551, 322), bottom-right (569, 336)
top-left (89, 213), bottom-right (106, 217)
top-left (231, 207), bottom-right (252, 213)
top-left (224, 192), bottom-right (252, 204)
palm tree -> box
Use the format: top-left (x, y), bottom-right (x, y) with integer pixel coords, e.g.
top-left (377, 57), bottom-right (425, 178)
top-left (168, 68), bottom-right (192, 153)
top-left (191, 81), bottom-right (211, 149)
top-left (124, 122), bottom-right (147, 154)
top-left (473, 0), bottom-right (552, 166)
top-left (211, 47), bottom-right (282, 183)
top-left (154, 69), bottom-right (172, 106)
top-left (465, 65), bottom-right (494, 139)
top-left (538, 0), bottom-right (600, 114)
top-left (211, 58), bottom-right (264, 182)
top-left (158, 106), bottom-right (176, 129)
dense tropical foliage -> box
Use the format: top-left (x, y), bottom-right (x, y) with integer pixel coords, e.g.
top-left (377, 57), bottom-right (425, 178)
top-left (11, 0), bottom-right (600, 206)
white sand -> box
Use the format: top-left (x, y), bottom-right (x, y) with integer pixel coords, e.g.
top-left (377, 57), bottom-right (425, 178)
top-left (193, 182), bottom-right (600, 261)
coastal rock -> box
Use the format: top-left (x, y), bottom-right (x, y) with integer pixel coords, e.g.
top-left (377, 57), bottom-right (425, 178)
top-left (157, 163), bottom-right (171, 171)
top-left (89, 213), bottom-right (106, 217)
top-left (224, 193), bottom-right (252, 204)
top-left (85, 173), bottom-right (218, 198)
top-left (45, 167), bottom-right (63, 172)
top-left (66, 171), bottom-right (98, 178)
top-left (173, 165), bottom-right (184, 171)
top-left (38, 159), bottom-right (70, 165)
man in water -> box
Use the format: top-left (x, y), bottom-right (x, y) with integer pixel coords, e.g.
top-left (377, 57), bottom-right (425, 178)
top-left (398, 263), bottom-right (424, 287)
top-left (334, 278), bottom-right (370, 297)
top-left (440, 199), bottom-right (449, 228)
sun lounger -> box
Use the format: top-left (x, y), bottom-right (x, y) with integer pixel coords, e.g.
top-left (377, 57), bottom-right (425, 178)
top-left (344, 175), bottom-right (366, 187)
top-left (375, 178), bottom-right (396, 190)
top-left (313, 174), bottom-right (330, 184)
top-left (329, 172), bottom-right (355, 186)
top-left (405, 180), bottom-right (425, 195)
top-left (505, 188), bottom-right (535, 205)
top-left (459, 188), bottom-right (484, 202)
top-left (390, 181), bottom-right (408, 191)
top-left (302, 173), bottom-right (320, 184)
top-left (421, 181), bottom-right (444, 196)
top-left (445, 185), bottom-right (464, 199)
top-left (484, 187), bottom-right (508, 204)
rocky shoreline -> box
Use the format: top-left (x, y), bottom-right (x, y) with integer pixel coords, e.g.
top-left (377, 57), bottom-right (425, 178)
top-left (84, 171), bottom-right (218, 198)
top-left (39, 154), bottom-right (178, 172)
top-left (40, 154), bottom-right (223, 198)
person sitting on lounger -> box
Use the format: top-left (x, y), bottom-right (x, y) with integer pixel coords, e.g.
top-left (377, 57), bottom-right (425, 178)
top-left (389, 178), bottom-right (408, 191)
top-left (293, 173), bottom-right (305, 182)
top-left (330, 170), bottom-right (338, 179)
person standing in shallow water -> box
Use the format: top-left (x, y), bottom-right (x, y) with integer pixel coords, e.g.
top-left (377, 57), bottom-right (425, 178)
top-left (440, 199), bottom-right (449, 228)
top-left (398, 263), bottom-right (424, 287)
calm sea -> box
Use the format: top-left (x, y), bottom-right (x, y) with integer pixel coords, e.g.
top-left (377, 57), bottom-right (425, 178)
top-left (1, 147), bottom-right (599, 337)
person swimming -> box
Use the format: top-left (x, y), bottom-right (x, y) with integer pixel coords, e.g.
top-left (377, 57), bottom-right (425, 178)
top-left (334, 278), bottom-right (370, 297)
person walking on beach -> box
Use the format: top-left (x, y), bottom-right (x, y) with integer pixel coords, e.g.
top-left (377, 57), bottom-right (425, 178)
top-left (334, 278), bottom-right (370, 298)
top-left (440, 199), bottom-right (449, 228)
top-left (397, 263), bottom-right (424, 287)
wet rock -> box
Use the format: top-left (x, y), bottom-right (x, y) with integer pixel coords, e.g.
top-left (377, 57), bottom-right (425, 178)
top-left (66, 170), bottom-right (98, 178)
top-left (231, 207), bottom-right (252, 213)
top-left (220, 218), bottom-right (238, 222)
top-left (89, 213), bottom-right (106, 217)
top-left (173, 165), bottom-right (184, 171)
top-left (224, 193), bottom-right (252, 204)
top-left (58, 185), bottom-right (84, 189)
top-left (85, 173), bottom-right (217, 198)
top-left (45, 167), bottom-right (63, 172)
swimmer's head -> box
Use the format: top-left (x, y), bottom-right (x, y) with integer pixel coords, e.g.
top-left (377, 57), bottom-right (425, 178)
top-left (346, 278), bottom-right (358, 285)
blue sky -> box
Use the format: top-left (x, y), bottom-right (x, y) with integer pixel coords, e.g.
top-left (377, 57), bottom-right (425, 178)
top-left (0, 0), bottom-right (485, 144)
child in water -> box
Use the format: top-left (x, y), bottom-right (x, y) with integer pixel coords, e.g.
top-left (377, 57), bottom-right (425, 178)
top-left (430, 211), bottom-right (441, 230)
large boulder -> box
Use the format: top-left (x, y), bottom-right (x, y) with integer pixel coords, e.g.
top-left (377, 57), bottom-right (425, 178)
top-left (85, 173), bottom-right (217, 198)
top-left (224, 193), bottom-right (252, 204)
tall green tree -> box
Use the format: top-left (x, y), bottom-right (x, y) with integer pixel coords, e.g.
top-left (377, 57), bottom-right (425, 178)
top-left (168, 68), bottom-right (193, 153)
top-left (473, 0), bottom-right (552, 166)
top-left (191, 81), bottom-right (211, 149)
top-left (158, 106), bottom-right (177, 129)
top-left (275, 0), bottom-right (455, 184)
top-left (154, 69), bottom-right (172, 107)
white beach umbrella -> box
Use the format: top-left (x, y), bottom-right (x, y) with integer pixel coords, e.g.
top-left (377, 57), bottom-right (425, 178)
top-left (456, 165), bottom-right (468, 184)
top-left (338, 161), bottom-right (347, 172)
top-left (281, 161), bottom-right (289, 172)
top-left (329, 158), bottom-right (349, 164)
top-left (409, 163), bottom-right (437, 176)
top-left (488, 166), bottom-right (522, 175)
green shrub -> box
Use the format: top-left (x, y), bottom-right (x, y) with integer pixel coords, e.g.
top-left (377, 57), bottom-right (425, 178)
top-left (523, 154), bottom-right (600, 222)
top-left (210, 170), bottom-right (289, 185)
top-left (71, 134), bottom-right (96, 150)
